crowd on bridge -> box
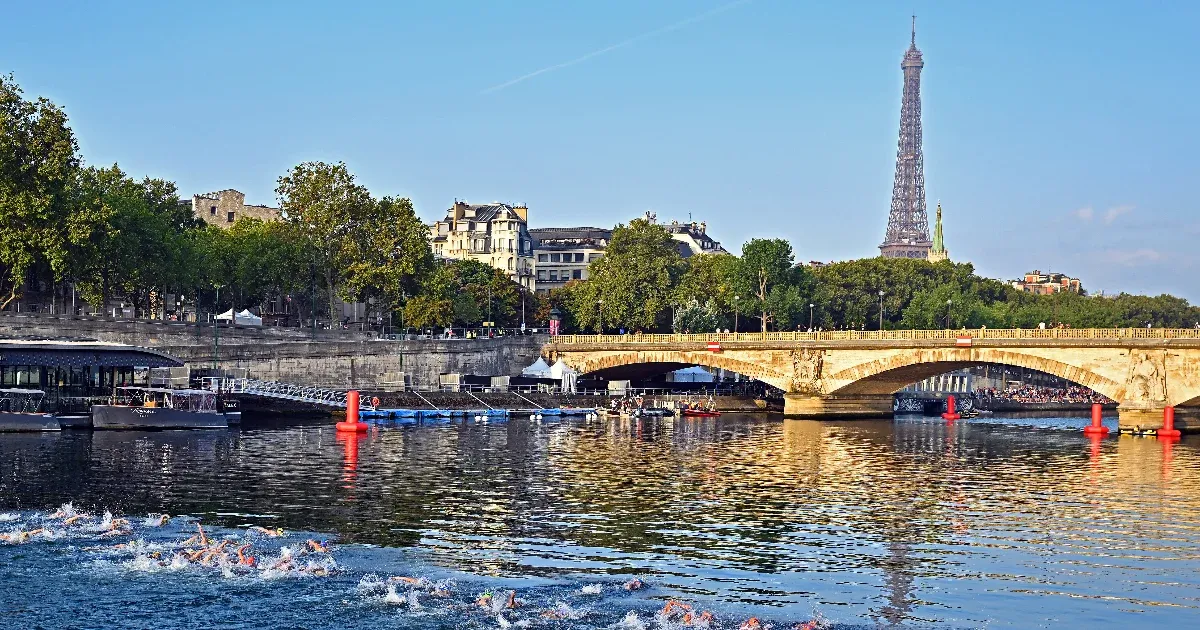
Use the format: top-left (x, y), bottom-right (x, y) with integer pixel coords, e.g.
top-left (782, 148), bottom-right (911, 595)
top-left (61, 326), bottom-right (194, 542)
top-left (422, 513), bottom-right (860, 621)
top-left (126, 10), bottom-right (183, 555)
top-left (975, 385), bottom-right (1113, 405)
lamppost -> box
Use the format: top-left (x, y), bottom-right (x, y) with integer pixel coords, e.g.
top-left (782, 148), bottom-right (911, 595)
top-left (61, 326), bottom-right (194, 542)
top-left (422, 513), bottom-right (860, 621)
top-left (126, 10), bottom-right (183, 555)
top-left (808, 303), bottom-right (815, 332)
top-left (733, 295), bottom-right (740, 333)
top-left (946, 299), bottom-right (953, 329)
top-left (596, 299), bottom-right (603, 334)
top-left (878, 290), bottom-right (885, 331)
top-left (520, 284), bottom-right (526, 332)
top-left (212, 284), bottom-right (224, 370)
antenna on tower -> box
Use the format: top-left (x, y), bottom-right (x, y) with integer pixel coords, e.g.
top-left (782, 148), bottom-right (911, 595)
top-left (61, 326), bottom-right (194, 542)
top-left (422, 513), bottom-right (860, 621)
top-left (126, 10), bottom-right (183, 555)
top-left (911, 15), bottom-right (916, 46)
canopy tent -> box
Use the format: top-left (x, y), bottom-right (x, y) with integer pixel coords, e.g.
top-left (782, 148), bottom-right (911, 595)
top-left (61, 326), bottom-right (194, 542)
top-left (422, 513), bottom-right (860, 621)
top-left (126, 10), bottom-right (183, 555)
top-left (521, 357), bottom-right (552, 378)
top-left (215, 309), bottom-right (262, 326)
top-left (668, 365), bottom-right (714, 383)
top-left (549, 358), bottom-right (578, 394)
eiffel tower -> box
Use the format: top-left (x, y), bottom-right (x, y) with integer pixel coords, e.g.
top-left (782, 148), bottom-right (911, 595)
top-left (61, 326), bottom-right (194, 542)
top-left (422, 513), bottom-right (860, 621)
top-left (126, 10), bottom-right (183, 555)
top-left (880, 17), bottom-right (932, 259)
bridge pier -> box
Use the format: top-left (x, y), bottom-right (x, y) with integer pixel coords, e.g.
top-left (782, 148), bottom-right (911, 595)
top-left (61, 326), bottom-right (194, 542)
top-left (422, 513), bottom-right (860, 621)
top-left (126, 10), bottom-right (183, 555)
top-left (1118, 405), bottom-right (1199, 434)
top-left (784, 393), bottom-right (894, 419)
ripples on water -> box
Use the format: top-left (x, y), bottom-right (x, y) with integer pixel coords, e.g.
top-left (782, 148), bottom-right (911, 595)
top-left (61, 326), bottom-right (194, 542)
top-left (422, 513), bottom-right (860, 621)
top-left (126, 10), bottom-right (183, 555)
top-left (1, 413), bottom-right (1198, 628)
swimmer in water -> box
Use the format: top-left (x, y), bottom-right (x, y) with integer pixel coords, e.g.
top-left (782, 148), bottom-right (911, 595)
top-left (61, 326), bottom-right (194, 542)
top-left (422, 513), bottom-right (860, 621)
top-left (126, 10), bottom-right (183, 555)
top-left (623, 577), bottom-right (647, 591)
top-left (63, 514), bottom-right (86, 526)
top-left (505, 591), bottom-right (518, 609)
top-left (182, 523), bottom-right (210, 548)
top-left (235, 544), bottom-right (256, 567)
top-left (249, 525), bottom-right (284, 537)
top-left (662, 600), bottom-right (692, 617)
top-left (739, 617), bottom-right (762, 630)
top-left (148, 514), bottom-right (170, 526)
top-left (476, 592), bottom-right (494, 610)
top-left (306, 539), bottom-right (329, 554)
top-left (0, 528), bottom-right (44, 543)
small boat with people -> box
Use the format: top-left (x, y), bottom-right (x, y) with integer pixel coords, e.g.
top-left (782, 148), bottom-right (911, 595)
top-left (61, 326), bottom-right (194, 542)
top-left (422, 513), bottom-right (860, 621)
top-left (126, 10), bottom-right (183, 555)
top-left (678, 397), bottom-right (720, 418)
top-left (91, 387), bottom-right (230, 430)
top-left (0, 388), bottom-right (60, 432)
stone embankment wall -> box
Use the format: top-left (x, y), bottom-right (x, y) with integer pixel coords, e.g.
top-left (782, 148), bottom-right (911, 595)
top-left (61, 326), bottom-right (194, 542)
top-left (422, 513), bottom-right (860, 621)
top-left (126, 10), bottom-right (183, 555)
top-left (0, 312), bottom-right (544, 389)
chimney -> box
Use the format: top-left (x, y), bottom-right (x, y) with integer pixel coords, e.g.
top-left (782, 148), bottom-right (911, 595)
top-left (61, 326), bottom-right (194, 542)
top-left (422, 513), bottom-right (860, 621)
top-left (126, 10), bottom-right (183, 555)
top-left (513, 204), bottom-right (528, 223)
top-left (452, 200), bottom-right (468, 221)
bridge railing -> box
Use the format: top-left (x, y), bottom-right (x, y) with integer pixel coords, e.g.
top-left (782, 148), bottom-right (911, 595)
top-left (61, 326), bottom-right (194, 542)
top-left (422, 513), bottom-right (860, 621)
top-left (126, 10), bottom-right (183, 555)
top-left (548, 328), bottom-right (1200, 344)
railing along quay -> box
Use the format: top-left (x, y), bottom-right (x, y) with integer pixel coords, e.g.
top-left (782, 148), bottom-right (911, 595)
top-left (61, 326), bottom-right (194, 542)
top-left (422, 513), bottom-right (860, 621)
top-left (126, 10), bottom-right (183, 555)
top-left (548, 328), bottom-right (1200, 344)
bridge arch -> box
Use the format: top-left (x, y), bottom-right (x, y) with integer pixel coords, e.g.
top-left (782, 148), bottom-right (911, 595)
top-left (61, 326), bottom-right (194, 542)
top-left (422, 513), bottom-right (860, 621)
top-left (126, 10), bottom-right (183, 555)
top-left (560, 350), bottom-right (793, 392)
top-left (825, 348), bottom-right (1127, 402)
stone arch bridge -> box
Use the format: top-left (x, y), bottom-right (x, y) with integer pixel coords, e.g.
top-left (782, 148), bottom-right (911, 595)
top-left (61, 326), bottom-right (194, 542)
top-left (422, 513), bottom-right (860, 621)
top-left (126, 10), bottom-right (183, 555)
top-left (544, 329), bottom-right (1200, 432)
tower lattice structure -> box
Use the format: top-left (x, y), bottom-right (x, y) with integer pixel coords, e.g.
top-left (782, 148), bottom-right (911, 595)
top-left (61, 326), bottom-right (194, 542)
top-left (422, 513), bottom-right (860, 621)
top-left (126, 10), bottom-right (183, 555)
top-left (880, 18), bottom-right (932, 259)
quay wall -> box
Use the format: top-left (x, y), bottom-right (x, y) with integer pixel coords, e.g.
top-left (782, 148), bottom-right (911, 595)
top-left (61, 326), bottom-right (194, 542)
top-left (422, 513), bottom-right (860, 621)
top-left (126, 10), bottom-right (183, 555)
top-left (0, 312), bottom-right (545, 389)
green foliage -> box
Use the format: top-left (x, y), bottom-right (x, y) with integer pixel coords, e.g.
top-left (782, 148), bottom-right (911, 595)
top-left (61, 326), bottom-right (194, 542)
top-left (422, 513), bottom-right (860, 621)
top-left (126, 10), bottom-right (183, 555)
top-left (276, 161), bottom-right (375, 322)
top-left (569, 219), bottom-right (682, 332)
top-left (0, 74), bottom-right (80, 307)
top-left (673, 298), bottom-right (721, 333)
top-left (403, 295), bottom-right (452, 329)
top-left (733, 239), bottom-right (807, 331)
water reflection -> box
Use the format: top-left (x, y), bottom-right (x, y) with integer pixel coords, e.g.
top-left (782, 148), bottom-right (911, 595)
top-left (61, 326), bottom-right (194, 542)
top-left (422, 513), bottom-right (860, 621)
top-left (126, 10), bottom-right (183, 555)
top-left (1, 415), bottom-right (1199, 626)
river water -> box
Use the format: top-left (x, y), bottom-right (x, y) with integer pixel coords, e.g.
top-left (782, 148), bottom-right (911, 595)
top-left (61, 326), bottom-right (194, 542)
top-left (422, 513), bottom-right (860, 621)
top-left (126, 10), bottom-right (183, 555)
top-left (1, 413), bottom-right (1197, 629)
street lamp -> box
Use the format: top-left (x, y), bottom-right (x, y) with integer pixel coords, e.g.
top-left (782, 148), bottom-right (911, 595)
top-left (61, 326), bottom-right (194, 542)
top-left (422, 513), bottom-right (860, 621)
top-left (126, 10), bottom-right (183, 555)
top-left (946, 299), bottom-right (953, 329)
top-left (596, 299), bottom-right (603, 334)
top-left (878, 290), bottom-right (885, 331)
top-left (808, 303), bottom-right (815, 332)
top-left (733, 295), bottom-right (740, 333)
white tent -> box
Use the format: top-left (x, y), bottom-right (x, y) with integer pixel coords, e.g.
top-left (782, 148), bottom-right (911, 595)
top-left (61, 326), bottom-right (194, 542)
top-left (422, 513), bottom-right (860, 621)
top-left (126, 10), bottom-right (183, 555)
top-left (668, 366), bottom-right (714, 383)
top-left (522, 357), bottom-right (553, 378)
top-left (549, 358), bottom-right (578, 393)
top-left (215, 308), bottom-right (263, 326)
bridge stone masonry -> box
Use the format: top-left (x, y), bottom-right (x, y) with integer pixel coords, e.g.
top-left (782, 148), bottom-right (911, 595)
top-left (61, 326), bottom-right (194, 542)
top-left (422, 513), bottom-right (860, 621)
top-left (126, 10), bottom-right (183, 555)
top-left (544, 329), bottom-right (1200, 433)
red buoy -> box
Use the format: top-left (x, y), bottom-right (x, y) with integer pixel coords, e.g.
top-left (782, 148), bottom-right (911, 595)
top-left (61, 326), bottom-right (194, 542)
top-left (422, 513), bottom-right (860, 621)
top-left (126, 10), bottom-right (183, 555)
top-left (336, 390), bottom-right (367, 432)
top-left (1158, 406), bottom-right (1181, 439)
top-left (941, 395), bottom-right (960, 421)
top-left (1083, 402), bottom-right (1109, 436)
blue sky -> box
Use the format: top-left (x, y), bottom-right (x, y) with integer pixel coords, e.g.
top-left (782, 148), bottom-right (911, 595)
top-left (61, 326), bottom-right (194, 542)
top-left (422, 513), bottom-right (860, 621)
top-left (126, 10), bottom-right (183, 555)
top-left (5, 1), bottom-right (1198, 299)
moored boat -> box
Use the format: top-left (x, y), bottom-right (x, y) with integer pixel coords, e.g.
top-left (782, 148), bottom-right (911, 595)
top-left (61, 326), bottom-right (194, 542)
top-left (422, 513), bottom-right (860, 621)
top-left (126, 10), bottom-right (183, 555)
top-left (92, 388), bottom-right (229, 430)
top-left (680, 409), bottom-right (721, 417)
top-left (0, 389), bottom-right (60, 432)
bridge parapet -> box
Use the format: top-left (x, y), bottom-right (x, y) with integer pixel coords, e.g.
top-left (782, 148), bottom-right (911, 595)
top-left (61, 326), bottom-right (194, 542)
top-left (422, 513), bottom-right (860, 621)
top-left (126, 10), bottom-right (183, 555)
top-left (549, 328), bottom-right (1200, 345)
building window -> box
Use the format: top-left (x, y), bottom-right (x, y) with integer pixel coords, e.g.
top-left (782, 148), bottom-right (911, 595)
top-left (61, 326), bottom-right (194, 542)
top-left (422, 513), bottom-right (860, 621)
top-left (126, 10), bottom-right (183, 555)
top-left (572, 269), bottom-right (583, 280)
top-left (227, 211), bottom-right (235, 223)
top-left (210, 206), bottom-right (217, 215)
top-left (537, 271), bottom-right (547, 281)
top-left (507, 257), bottom-right (514, 270)
top-left (549, 271), bottom-right (558, 281)
top-left (575, 253), bottom-right (585, 262)
top-left (588, 253), bottom-right (602, 262)
top-left (550, 253), bottom-right (561, 262)
top-left (538, 254), bottom-right (548, 262)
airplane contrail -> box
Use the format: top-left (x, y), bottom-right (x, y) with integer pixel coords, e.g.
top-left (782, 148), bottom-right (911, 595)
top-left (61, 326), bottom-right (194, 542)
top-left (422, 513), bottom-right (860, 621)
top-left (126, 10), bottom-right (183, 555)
top-left (481, 0), bottom-right (752, 94)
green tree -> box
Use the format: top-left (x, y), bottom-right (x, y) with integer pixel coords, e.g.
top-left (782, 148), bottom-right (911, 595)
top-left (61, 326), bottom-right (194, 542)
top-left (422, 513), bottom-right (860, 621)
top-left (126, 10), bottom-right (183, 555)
top-left (341, 195), bottom-right (433, 324)
top-left (0, 74), bottom-right (80, 307)
top-left (276, 161), bottom-right (374, 323)
top-left (571, 218), bottom-right (682, 332)
top-left (733, 238), bottom-right (806, 331)
top-left (673, 298), bottom-right (721, 333)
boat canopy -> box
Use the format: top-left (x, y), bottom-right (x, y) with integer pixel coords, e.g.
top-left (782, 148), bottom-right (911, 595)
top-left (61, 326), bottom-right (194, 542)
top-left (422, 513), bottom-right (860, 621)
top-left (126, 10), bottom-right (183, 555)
top-left (0, 388), bottom-right (47, 395)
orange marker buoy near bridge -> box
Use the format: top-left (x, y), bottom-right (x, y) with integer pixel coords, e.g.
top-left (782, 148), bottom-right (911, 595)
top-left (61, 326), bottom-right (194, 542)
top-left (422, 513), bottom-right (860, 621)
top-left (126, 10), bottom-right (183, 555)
top-left (336, 390), bottom-right (368, 432)
top-left (1083, 402), bottom-right (1109, 436)
top-left (1158, 406), bottom-right (1181, 439)
top-left (941, 395), bottom-right (960, 421)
